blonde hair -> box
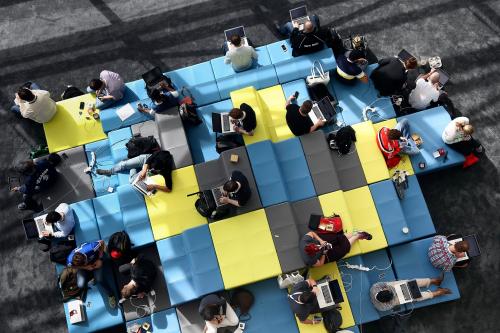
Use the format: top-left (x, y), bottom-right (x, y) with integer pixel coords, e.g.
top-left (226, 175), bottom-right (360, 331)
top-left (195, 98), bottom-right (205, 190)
top-left (463, 124), bottom-right (474, 135)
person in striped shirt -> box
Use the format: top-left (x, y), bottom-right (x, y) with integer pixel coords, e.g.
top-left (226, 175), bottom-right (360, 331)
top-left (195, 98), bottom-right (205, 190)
top-left (428, 235), bottom-right (469, 271)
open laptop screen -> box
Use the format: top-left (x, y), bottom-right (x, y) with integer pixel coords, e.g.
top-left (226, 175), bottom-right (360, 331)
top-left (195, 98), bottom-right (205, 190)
top-left (224, 26), bottom-right (245, 41)
top-left (22, 218), bottom-right (39, 239)
top-left (436, 68), bottom-right (450, 86)
top-left (463, 235), bottom-right (480, 257)
top-left (141, 67), bottom-right (163, 86)
top-left (329, 280), bottom-right (344, 304)
top-left (290, 6), bottom-right (307, 20)
top-left (397, 49), bottom-right (414, 62)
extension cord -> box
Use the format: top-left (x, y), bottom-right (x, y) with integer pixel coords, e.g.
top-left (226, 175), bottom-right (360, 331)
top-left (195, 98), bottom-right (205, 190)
top-left (362, 106), bottom-right (376, 121)
top-left (345, 263), bottom-right (370, 271)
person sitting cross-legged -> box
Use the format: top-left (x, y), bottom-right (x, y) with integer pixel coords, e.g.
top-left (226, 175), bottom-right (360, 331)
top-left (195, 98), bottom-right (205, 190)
top-left (228, 103), bottom-right (257, 136)
top-left (218, 170), bottom-right (251, 208)
top-left (428, 235), bottom-right (470, 271)
top-left (223, 35), bottom-right (258, 72)
top-left (11, 84), bottom-right (57, 123)
top-left (38, 203), bottom-right (76, 252)
top-left (286, 96), bottom-right (325, 136)
top-left (442, 116), bottom-right (483, 168)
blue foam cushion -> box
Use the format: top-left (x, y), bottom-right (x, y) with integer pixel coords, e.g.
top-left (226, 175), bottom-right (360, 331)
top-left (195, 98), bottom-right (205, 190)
top-left (125, 79), bottom-right (149, 101)
top-left (108, 127), bottom-right (133, 163)
top-left (339, 250), bottom-right (397, 324)
top-left (101, 98), bottom-right (153, 133)
top-left (243, 278), bottom-right (299, 333)
top-left (397, 106), bottom-right (465, 173)
top-left (247, 140), bottom-right (288, 207)
top-left (211, 47), bottom-right (278, 99)
top-left (92, 193), bottom-right (125, 244)
top-left (151, 309), bottom-right (182, 333)
top-left (71, 199), bottom-right (100, 245)
top-left (157, 225), bottom-right (223, 305)
top-left (400, 175), bottom-right (435, 239)
top-left (85, 139), bottom-right (120, 197)
top-left (186, 99), bottom-right (234, 164)
top-left (330, 64), bottom-right (396, 125)
top-left (274, 138), bottom-right (316, 202)
top-left (117, 184), bottom-right (154, 247)
top-left (266, 40), bottom-right (293, 64)
top-left (389, 237), bottom-right (460, 308)
top-left (281, 79), bottom-right (311, 106)
top-left (166, 62), bottom-right (220, 106)
top-left (345, 326), bottom-right (360, 333)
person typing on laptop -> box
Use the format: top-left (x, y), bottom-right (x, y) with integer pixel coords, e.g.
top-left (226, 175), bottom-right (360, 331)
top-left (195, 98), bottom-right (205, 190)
top-left (218, 170), bottom-right (251, 207)
top-left (370, 56), bottom-right (417, 96)
top-left (288, 20), bottom-right (330, 57)
top-left (228, 103), bottom-right (256, 136)
top-left (138, 87), bottom-right (179, 116)
top-left (409, 69), bottom-right (443, 110)
top-left (96, 150), bottom-right (174, 193)
top-left (38, 203), bottom-right (76, 251)
top-left (286, 96), bottom-right (325, 136)
top-left (87, 70), bottom-right (125, 110)
top-left (288, 278), bottom-right (325, 325)
top-left (224, 34), bottom-right (258, 72)
top-left (428, 235), bottom-right (470, 270)
top-left (370, 275), bottom-right (450, 312)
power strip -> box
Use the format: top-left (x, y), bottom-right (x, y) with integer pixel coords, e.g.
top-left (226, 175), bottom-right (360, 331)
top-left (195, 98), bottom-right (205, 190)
top-left (345, 263), bottom-right (370, 271)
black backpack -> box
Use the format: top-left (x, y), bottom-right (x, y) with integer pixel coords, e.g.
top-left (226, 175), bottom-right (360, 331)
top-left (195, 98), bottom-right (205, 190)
top-left (215, 134), bottom-right (243, 154)
top-left (59, 267), bottom-right (86, 302)
top-left (108, 231), bottom-right (133, 263)
top-left (191, 190), bottom-right (217, 218)
top-left (322, 308), bottom-right (343, 332)
top-left (49, 242), bottom-right (76, 265)
top-left (126, 136), bottom-right (160, 159)
top-left (230, 288), bottom-right (255, 321)
top-left (308, 83), bottom-right (334, 102)
top-left (179, 97), bottom-right (202, 126)
top-left (61, 86), bottom-right (85, 100)
top-left (327, 126), bottom-right (356, 155)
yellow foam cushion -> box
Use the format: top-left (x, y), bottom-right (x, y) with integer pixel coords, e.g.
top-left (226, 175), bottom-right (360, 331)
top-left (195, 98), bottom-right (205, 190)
top-left (209, 209), bottom-right (281, 289)
top-left (230, 86), bottom-right (270, 145)
top-left (351, 121), bottom-right (390, 183)
top-left (295, 262), bottom-right (355, 331)
top-left (372, 120), bottom-right (415, 176)
top-left (257, 85), bottom-right (294, 143)
top-left (43, 94), bottom-right (106, 152)
top-left (145, 166), bottom-right (207, 240)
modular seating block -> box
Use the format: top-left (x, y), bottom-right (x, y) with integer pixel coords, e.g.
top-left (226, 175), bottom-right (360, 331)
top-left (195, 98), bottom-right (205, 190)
top-left (389, 237), bottom-right (461, 308)
top-left (92, 192), bottom-right (125, 244)
top-left (330, 64), bottom-right (396, 125)
top-left (145, 165), bottom-right (207, 241)
top-left (290, 197), bottom-right (324, 236)
top-left (369, 175), bottom-right (435, 246)
top-left (296, 262), bottom-right (355, 331)
top-left (281, 79), bottom-right (311, 107)
top-left (351, 121), bottom-right (390, 184)
top-left (338, 250), bottom-right (397, 324)
top-left (209, 209), bottom-right (281, 289)
top-left (300, 131), bottom-right (367, 195)
top-left (157, 224), bottom-right (224, 305)
top-left (186, 99), bottom-right (235, 164)
top-left (127, 308), bottom-right (181, 333)
top-left (44, 94), bottom-right (106, 152)
top-left (211, 46), bottom-right (279, 99)
top-left (131, 120), bottom-right (160, 145)
top-left (117, 184), bottom-right (154, 247)
top-left (166, 62), bottom-right (221, 106)
top-left (319, 188), bottom-right (388, 258)
top-left (397, 106), bottom-right (465, 173)
top-left (36, 145), bottom-right (95, 208)
top-left (71, 198), bottom-right (100, 245)
top-left (258, 85), bottom-right (293, 142)
top-left (243, 278), bottom-right (300, 333)
top-left (100, 97), bottom-right (153, 133)
top-left (125, 78), bottom-right (149, 101)
top-left (176, 299), bottom-right (206, 333)
top-left (266, 41), bottom-right (336, 84)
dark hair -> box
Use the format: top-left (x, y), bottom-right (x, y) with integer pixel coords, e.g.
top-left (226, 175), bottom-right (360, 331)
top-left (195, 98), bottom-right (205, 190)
top-left (405, 57), bottom-right (418, 70)
top-left (300, 100), bottom-right (313, 113)
top-left (388, 129), bottom-right (402, 140)
top-left (348, 49), bottom-right (365, 62)
top-left (89, 79), bottom-right (104, 91)
top-left (299, 291), bottom-right (316, 304)
top-left (229, 108), bottom-right (243, 119)
top-left (46, 211), bottom-right (62, 224)
top-left (223, 179), bottom-right (238, 193)
top-left (71, 252), bottom-right (87, 267)
top-left (16, 160), bottom-right (36, 176)
top-left (17, 87), bottom-right (35, 102)
top-left (375, 290), bottom-right (394, 303)
top-left (455, 240), bottom-right (469, 253)
top-left (230, 35), bottom-right (241, 46)
top-left (48, 153), bottom-right (62, 166)
top-left (200, 304), bottom-right (220, 321)
top-left (150, 89), bottom-right (165, 103)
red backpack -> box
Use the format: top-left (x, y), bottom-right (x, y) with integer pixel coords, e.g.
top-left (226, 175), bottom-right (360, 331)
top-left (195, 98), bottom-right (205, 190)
top-left (309, 214), bottom-right (343, 234)
top-left (376, 127), bottom-right (401, 168)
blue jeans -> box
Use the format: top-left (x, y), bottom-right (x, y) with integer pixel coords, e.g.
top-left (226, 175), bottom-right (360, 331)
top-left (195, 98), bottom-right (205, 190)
top-left (76, 261), bottom-right (116, 298)
top-left (279, 14), bottom-right (320, 36)
top-left (11, 82), bottom-right (41, 115)
top-left (110, 154), bottom-right (151, 183)
top-left (395, 119), bottom-right (420, 155)
top-left (86, 86), bottom-right (117, 110)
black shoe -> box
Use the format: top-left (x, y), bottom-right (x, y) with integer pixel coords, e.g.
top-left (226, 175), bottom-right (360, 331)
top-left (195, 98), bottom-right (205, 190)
top-left (39, 243), bottom-right (51, 252)
top-left (96, 169), bottom-right (112, 176)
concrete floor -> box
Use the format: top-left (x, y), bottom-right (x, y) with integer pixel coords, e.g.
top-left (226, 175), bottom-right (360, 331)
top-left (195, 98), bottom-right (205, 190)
top-left (0, 0), bottom-right (499, 332)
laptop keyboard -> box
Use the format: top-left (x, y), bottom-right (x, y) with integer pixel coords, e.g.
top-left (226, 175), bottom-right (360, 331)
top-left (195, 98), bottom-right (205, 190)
top-left (36, 219), bottom-right (46, 233)
top-left (135, 180), bottom-right (149, 193)
top-left (212, 187), bottom-right (224, 206)
top-left (222, 115), bottom-right (231, 132)
top-left (401, 284), bottom-right (411, 301)
top-left (312, 106), bottom-right (323, 120)
top-left (321, 285), bottom-right (333, 304)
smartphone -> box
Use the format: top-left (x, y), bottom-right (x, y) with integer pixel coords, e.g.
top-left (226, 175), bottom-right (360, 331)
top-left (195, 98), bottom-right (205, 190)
top-left (8, 176), bottom-right (20, 190)
top-left (79, 101), bottom-right (85, 110)
top-left (238, 322), bottom-right (246, 329)
top-left (294, 91), bottom-right (299, 99)
top-left (281, 44), bottom-right (287, 52)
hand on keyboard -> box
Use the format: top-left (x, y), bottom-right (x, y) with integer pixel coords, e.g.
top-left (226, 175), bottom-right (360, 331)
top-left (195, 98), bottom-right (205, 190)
top-left (219, 196), bottom-right (229, 204)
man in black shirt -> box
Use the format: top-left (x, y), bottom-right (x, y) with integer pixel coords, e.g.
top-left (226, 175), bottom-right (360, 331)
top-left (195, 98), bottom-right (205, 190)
top-left (229, 103), bottom-right (256, 136)
top-left (370, 57), bottom-right (418, 96)
top-left (96, 150), bottom-right (174, 192)
top-left (288, 278), bottom-right (323, 325)
top-left (289, 20), bottom-right (331, 57)
top-left (120, 255), bottom-right (157, 299)
top-left (285, 96), bottom-right (325, 136)
top-left (219, 170), bottom-right (251, 207)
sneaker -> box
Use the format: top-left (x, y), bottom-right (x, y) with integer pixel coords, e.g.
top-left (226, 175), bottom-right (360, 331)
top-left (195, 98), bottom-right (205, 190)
top-left (108, 296), bottom-right (117, 309)
top-left (357, 231), bottom-right (372, 240)
top-left (96, 169), bottom-right (112, 176)
top-left (17, 203), bottom-right (27, 210)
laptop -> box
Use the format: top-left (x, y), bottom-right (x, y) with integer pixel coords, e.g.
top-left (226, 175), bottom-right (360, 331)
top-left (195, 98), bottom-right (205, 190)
top-left (448, 235), bottom-right (481, 262)
top-left (22, 214), bottom-right (51, 240)
top-left (397, 49), bottom-right (415, 62)
top-left (224, 26), bottom-right (249, 49)
top-left (290, 5), bottom-right (309, 31)
top-left (211, 185), bottom-right (227, 208)
top-left (316, 279), bottom-right (344, 309)
top-left (435, 68), bottom-right (450, 88)
top-left (212, 113), bottom-right (237, 134)
top-left (309, 96), bottom-right (337, 124)
top-left (393, 280), bottom-right (422, 305)
top-left (141, 66), bottom-right (164, 90)
top-left (132, 177), bottom-right (154, 196)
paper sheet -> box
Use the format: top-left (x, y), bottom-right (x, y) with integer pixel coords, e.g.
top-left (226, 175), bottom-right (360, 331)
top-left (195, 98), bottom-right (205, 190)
top-left (116, 103), bottom-right (135, 121)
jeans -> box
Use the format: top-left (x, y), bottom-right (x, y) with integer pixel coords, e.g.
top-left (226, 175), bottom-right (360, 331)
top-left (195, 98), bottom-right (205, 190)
top-left (395, 119), bottom-right (420, 155)
top-left (86, 86), bottom-right (117, 110)
top-left (279, 14), bottom-right (320, 36)
top-left (386, 279), bottom-right (434, 301)
top-left (11, 82), bottom-right (41, 115)
top-left (76, 260), bottom-right (117, 298)
top-left (110, 154), bottom-right (151, 183)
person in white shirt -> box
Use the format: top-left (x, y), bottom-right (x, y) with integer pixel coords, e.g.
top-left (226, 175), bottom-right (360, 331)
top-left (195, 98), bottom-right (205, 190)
top-left (87, 70), bottom-right (125, 109)
top-left (442, 117), bottom-right (483, 157)
top-left (199, 294), bottom-right (242, 333)
top-left (409, 69), bottom-right (441, 110)
top-left (12, 85), bottom-right (57, 123)
top-left (38, 203), bottom-right (76, 251)
top-left (224, 35), bottom-right (258, 72)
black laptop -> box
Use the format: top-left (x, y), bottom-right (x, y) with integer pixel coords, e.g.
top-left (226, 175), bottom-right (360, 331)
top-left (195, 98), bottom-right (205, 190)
top-left (22, 218), bottom-right (41, 240)
top-left (397, 49), bottom-right (415, 62)
top-left (141, 66), bottom-right (164, 88)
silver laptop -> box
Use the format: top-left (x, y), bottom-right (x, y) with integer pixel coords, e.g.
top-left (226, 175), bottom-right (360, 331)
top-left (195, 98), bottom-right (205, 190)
top-left (290, 6), bottom-right (309, 31)
top-left (309, 97), bottom-right (336, 124)
top-left (393, 280), bottom-right (422, 305)
top-left (224, 26), bottom-right (249, 49)
top-left (211, 186), bottom-right (227, 207)
top-left (435, 68), bottom-right (450, 89)
top-left (316, 280), bottom-right (343, 309)
top-left (22, 214), bottom-right (52, 239)
top-left (132, 177), bottom-right (154, 196)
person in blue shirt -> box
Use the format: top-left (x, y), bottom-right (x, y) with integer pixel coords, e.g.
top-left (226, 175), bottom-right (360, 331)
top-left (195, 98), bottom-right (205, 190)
top-left (138, 86), bottom-right (179, 116)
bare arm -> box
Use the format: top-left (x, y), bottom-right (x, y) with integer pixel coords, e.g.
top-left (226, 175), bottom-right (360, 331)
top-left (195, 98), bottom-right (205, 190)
top-left (309, 119), bottom-right (326, 133)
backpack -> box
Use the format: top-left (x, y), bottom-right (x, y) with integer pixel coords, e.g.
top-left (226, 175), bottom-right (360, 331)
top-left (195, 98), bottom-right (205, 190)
top-left (108, 231), bottom-right (133, 263)
top-left (328, 126), bottom-right (356, 155)
top-left (230, 288), bottom-right (255, 321)
top-left (179, 96), bottom-right (202, 126)
top-left (309, 213), bottom-right (343, 234)
top-left (215, 134), bottom-right (243, 154)
top-left (308, 83), bottom-right (334, 102)
top-left (126, 136), bottom-right (160, 159)
top-left (59, 267), bottom-right (86, 302)
top-left (49, 242), bottom-right (76, 265)
top-left (322, 308), bottom-right (343, 333)
top-left (61, 86), bottom-right (84, 100)
top-left (392, 170), bottom-right (409, 199)
top-left (191, 190), bottom-right (217, 218)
